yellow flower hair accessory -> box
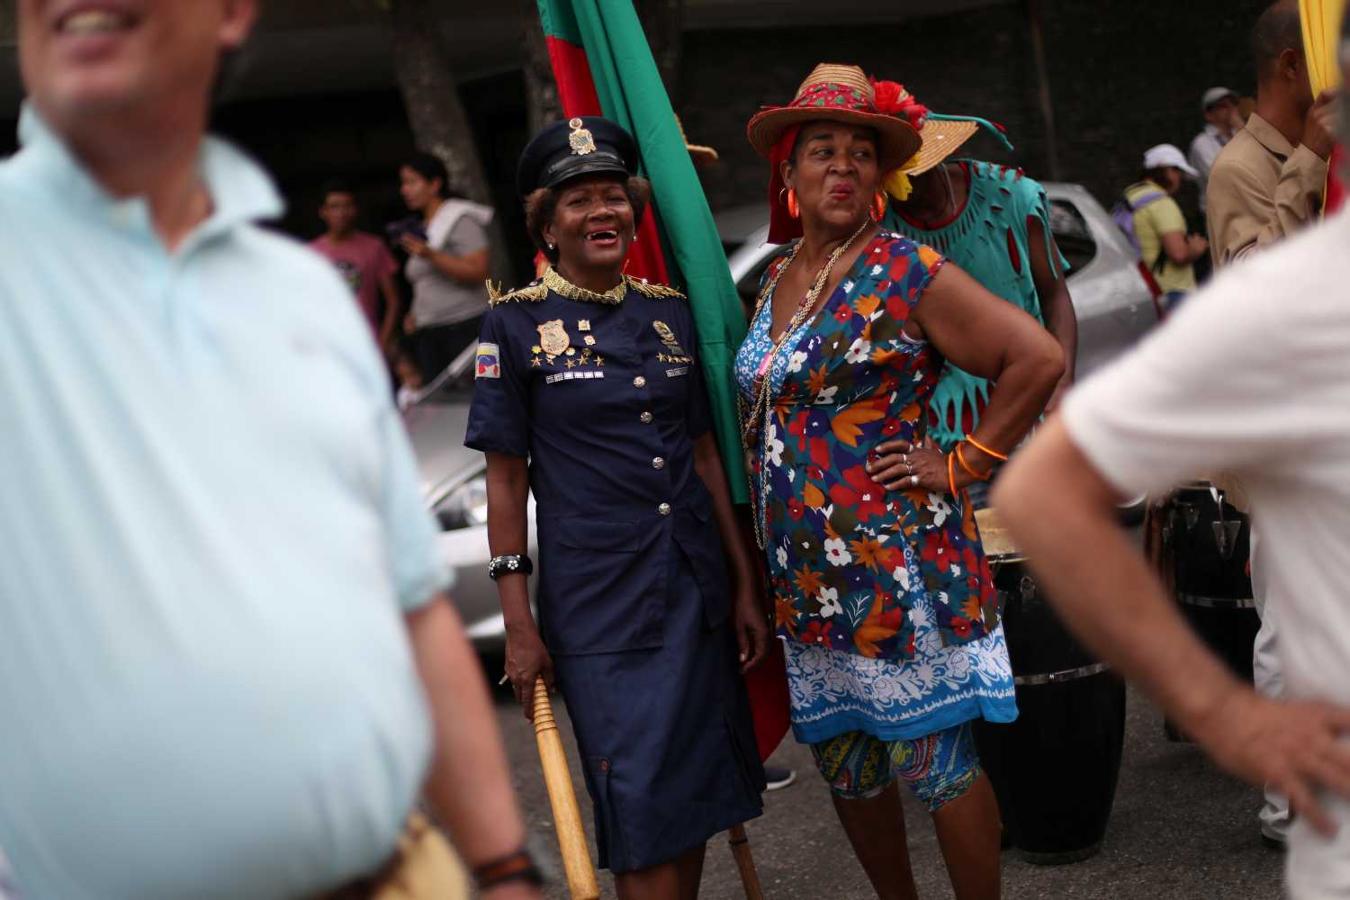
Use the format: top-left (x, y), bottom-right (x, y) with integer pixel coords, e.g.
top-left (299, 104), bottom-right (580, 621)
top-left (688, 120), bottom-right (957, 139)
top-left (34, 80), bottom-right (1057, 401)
top-left (883, 154), bottom-right (921, 202)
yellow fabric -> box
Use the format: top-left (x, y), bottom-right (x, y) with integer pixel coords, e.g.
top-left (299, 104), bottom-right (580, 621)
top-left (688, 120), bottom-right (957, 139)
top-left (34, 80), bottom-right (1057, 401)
top-left (1301, 0), bottom-right (1344, 95)
top-left (1300, 0), bottom-right (1343, 209)
top-left (1125, 181), bottom-right (1196, 294)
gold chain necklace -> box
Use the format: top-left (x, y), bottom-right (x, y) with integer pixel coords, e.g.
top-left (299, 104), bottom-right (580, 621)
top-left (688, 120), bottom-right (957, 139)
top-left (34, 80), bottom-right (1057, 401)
top-left (739, 218), bottom-right (874, 549)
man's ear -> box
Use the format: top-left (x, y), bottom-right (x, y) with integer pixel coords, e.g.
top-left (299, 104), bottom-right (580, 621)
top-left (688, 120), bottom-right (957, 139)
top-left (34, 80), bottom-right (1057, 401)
top-left (1279, 47), bottom-right (1304, 83)
top-left (220, 0), bottom-right (260, 52)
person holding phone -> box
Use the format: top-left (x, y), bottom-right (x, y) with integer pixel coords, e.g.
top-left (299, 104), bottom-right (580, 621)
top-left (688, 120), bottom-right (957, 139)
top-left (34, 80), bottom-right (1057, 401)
top-left (397, 152), bottom-right (494, 382)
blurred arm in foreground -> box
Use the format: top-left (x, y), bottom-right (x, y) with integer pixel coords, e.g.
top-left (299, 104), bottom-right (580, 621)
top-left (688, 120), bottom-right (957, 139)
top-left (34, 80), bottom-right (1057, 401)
top-left (407, 597), bottom-right (538, 899)
top-left (994, 200), bottom-right (1350, 896)
top-left (994, 419), bottom-right (1350, 833)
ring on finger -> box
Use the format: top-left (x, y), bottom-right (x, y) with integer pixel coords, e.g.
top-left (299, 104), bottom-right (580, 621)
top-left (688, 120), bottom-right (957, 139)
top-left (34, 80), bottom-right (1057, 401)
top-left (910, 474), bottom-right (920, 487)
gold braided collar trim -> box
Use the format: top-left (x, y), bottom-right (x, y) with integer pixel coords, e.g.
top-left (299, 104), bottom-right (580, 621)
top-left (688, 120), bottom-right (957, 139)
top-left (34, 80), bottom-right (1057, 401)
top-left (487, 267), bottom-right (684, 306)
top-left (543, 265), bottom-right (626, 304)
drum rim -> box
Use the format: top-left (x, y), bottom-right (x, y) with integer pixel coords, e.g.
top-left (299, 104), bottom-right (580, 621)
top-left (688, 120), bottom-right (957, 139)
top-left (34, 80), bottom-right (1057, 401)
top-left (1013, 661), bottom-right (1111, 686)
top-left (1175, 592), bottom-right (1257, 610)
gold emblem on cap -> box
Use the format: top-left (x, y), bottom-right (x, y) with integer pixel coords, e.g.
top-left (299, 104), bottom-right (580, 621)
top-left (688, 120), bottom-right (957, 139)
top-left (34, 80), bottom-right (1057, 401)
top-left (568, 117), bottom-right (597, 156)
top-left (537, 319), bottom-right (571, 358)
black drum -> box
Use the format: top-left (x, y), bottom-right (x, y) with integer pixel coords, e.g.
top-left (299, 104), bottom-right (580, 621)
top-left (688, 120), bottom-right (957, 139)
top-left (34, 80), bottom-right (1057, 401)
top-left (973, 548), bottom-right (1126, 866)
top-left (1153, 483), bottom-right (1259, 681)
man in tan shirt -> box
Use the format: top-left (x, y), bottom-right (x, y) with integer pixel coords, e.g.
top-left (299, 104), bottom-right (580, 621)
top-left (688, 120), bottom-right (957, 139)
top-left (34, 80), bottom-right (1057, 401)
top-left (1207, 0), bottom-right (1336, 264)
top-left (1203, 0), bottom-right (1340, 850)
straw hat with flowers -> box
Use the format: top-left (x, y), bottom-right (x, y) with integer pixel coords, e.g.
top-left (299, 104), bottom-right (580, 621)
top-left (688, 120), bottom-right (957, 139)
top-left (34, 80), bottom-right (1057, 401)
top-left (748, 64), bottom-right (928, 242)
top-left (747, 64), bottom-right (921, 171)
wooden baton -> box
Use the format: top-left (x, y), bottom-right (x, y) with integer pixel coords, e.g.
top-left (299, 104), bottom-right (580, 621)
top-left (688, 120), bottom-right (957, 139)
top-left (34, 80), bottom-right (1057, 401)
top-left (728, 823), bottom-right (765, 900)
top-left (532, 677), bottom-right (600, 900)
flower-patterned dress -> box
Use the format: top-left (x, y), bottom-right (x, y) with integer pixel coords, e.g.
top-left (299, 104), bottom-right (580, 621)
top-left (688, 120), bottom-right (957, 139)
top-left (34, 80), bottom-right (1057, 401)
top-left (734, 233), bottom-right (1016, 744)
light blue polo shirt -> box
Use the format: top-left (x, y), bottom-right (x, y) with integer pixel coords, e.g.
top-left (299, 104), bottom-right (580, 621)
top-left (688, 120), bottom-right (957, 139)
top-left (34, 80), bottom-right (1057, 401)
top-left (0, 109), bottom-right (452, 899)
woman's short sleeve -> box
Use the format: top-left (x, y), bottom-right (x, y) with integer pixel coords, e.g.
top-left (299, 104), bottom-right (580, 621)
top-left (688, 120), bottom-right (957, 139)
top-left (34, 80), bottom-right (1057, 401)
top-left (445, 215), bottom-right (489, 254)
top-left (464, 308), bottom-right (530, 457)
top-left (901, 239), bottom-right (947, 304)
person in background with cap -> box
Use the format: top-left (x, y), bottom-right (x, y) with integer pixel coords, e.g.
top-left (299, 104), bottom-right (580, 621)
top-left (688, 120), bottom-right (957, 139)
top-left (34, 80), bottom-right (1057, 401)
top-left (1207, 0), bottom-right (1335, 265)
top-left (466, 116), bottom-right (766, 899)
top-left (1122, 145), bottom-right (1208, 311)
top-left (879, 83), bottom-right (1077, 488)
top-left (1189, 87), bottom-right (1245, 213)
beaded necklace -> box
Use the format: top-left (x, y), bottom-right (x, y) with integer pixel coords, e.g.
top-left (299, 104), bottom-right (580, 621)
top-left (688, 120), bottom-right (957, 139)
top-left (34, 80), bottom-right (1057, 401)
top-left (739, 218), bottom-right (874, 548)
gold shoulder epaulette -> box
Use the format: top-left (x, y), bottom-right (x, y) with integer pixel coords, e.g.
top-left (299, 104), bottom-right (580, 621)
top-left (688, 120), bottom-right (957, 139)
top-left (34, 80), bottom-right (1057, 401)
top-left (627, 277), bottom-right (686, 300)
top-left (487, 279), bottom-right (549, 306)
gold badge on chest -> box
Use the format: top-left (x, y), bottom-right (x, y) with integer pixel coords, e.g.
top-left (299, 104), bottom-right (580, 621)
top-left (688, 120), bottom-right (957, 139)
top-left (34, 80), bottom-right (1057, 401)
top-left (537, 319), bottom-right (571, 359)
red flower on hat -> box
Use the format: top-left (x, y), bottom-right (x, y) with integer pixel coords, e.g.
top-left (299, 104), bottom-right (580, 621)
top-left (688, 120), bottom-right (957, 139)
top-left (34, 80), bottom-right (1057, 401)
top-left (871, 79), bottom-right (929, 131)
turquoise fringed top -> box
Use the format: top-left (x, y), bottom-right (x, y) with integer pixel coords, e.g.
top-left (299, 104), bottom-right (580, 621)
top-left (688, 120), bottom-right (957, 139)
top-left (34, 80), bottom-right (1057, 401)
top-left (885, 159), bottom-right (1066, 449)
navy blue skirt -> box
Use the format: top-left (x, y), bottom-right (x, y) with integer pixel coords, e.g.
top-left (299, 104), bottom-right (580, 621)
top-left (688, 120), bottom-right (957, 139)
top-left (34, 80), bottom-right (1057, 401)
top-left (553, 560), bottom-right (765, 873)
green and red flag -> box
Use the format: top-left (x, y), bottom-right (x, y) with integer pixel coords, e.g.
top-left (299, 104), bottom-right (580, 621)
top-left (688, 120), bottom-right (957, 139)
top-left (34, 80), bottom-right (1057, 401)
top-left (538, 0), bottom-right (790, 760)
top-left (538, 0), bottom-right (748, 506)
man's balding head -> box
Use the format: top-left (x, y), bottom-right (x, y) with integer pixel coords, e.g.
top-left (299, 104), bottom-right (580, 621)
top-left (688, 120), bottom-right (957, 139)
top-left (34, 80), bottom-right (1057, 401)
top-left (1253, 0), bottom-right (1304, 80)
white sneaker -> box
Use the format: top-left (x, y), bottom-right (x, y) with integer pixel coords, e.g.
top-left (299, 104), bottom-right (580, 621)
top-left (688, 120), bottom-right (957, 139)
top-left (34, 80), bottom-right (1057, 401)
top-left (765, 766), bottom-right (797, 791)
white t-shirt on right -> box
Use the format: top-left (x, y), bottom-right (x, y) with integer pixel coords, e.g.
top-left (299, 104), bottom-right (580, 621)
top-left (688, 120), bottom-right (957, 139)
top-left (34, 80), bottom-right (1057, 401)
top-left (1061, 209), bottom-right (1350, 898)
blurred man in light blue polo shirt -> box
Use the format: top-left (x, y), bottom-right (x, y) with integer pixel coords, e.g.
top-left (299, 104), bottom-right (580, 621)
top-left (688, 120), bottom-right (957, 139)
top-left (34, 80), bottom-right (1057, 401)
top-left (0, 2), bottom-right (539, 899)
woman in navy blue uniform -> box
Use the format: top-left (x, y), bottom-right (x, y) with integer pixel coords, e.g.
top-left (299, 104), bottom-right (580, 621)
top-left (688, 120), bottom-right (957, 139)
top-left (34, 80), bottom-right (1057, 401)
top-left (465, 117), bottom-right (767, 899)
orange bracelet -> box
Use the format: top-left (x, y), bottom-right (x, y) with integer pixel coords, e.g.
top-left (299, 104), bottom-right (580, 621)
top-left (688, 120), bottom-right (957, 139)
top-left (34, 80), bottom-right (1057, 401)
top-left (947, 451), bottom-right (958, 496)
top-left (965, 435), bottom-right (1010, 462)
top-left (955, 443), bottom-right (992, 482)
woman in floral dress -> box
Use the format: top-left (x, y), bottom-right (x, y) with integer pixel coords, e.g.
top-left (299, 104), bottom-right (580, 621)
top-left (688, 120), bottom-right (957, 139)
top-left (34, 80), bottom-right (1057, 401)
top-left (737, 64), bottom-right (1064, 898)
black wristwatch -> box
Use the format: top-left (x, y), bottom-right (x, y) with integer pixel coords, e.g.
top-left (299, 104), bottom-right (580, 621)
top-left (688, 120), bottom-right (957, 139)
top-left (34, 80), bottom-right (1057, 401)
top-left (473, 847), bottom-right (546, 890)
top-left (488, 554), bottom-right (534, 580)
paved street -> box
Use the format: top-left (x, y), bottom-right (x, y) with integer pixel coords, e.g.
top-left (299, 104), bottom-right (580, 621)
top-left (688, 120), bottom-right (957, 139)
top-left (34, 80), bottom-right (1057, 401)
top-left (492, 678), bottom-right (1285, 899)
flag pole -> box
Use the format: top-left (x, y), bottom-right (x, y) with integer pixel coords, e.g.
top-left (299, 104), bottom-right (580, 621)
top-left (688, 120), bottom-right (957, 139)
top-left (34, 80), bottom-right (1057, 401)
top-left (727, 823), bottom-right (765, 900)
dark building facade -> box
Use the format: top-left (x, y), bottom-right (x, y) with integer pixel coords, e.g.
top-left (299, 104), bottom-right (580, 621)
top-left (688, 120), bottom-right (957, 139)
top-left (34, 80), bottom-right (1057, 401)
top-left (0, 0), bottom-right (1285, 281)
top-left (682, 0), bottom-right (1272, 213)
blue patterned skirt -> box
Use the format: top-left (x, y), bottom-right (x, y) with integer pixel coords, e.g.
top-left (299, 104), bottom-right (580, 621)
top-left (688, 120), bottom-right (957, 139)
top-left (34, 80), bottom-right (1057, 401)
top-left (783, 592), bottom-right (1016, 744)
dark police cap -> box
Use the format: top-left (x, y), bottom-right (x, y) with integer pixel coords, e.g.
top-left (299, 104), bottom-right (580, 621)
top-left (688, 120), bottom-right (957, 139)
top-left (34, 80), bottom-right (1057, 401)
top-left (517, 116), bottom-right (639, 197)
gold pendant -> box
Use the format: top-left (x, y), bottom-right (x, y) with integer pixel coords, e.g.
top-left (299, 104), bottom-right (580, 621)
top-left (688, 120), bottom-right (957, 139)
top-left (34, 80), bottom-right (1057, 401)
top-left (537, 319), bottom-right (570, 358)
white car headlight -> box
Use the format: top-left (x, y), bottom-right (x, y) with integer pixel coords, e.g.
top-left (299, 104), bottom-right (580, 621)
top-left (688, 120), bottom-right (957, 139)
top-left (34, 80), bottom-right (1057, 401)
top-left (434, 472), bottom-right (489, 530)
